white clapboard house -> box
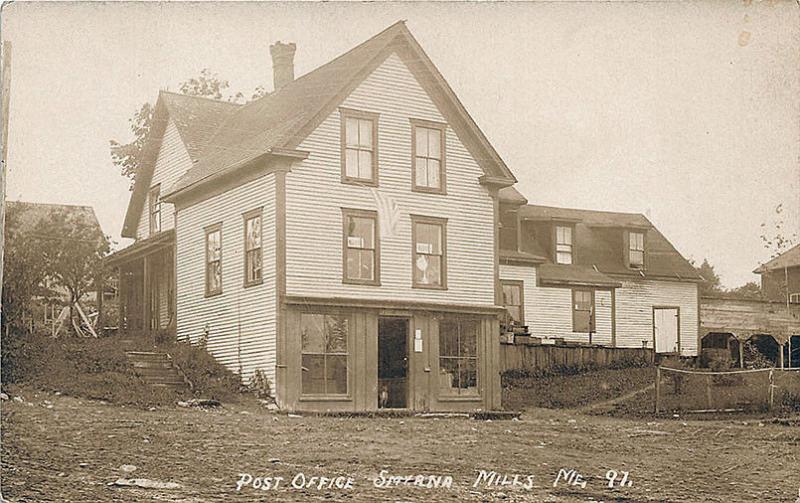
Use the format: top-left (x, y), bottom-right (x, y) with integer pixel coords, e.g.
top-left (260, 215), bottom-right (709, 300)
top-left (109, 22), bottom-right (517, 412)
top-left (497, 187), bottom-right (703, 356)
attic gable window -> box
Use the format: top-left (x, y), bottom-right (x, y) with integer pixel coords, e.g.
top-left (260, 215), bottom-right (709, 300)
top-left (628, 231), bottom-right (645, 269)
top-left (555, 225), bottom-right (573, 265)
top-left (411, 119), bottom-right (446, 194)
top-left (340, 108), bottom-right (379, 186)
top-left (148, 185), bottom-right (161, 235)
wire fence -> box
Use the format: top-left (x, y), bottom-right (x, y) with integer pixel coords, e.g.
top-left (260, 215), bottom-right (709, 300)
top-left (655, 366), bottom-right (800, 414)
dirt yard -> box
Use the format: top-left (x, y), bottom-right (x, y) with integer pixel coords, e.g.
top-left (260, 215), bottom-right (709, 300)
top-left (2, 387), bottom-right (798, 503)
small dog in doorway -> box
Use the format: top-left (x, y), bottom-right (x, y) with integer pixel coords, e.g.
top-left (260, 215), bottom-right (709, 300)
top-left (379, 385), bottom-right (389, 408)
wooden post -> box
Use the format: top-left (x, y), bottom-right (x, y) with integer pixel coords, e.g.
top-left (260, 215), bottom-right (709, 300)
top-left (654, 365), bottom-right (661, 414)
top-left (768, 369), bottom-right (774, 412)
top-left (738, 339), bottom-right (744, 369)
top-left (705, 374), bottom-right (712, 410)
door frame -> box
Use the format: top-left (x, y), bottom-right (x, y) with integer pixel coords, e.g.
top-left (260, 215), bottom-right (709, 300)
top-left (652, 306), bottom-right (681, 354)
top-left (377, 315), bottom-right (411, 408)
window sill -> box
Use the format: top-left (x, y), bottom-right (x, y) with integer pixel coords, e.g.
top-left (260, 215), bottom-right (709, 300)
top-left (412, 186), bottom-right (447, 196)
top-left (437, 394), bottom-right (481, 402)
top-left (204, 290), bottom-right (223, 299)
top-left (341, 177), bottom-right (378, 188)
top-left (412, 283), bottom-right (448, 291)
top-left (299, 395), bottom-right (352, 402)
top-left (342, 278), bottom-right (381, 287)
top-left (243, 279), bottom-right (263, 289)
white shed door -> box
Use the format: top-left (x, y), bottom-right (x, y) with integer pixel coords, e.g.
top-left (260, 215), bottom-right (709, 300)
top-left (654, 308), bottom-right (679, 353)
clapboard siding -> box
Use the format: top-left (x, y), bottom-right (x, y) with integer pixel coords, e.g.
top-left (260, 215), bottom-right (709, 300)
top-left (615, 279), bottom-right (699, 356)
top-left (136, 120), bottom-right (193, 240)
top-left (499, 265), bottom-right (612, 344)
top-left (286, 53), bottom-right (496, 306)
top-left (175, 173), bottom-right (277, 384)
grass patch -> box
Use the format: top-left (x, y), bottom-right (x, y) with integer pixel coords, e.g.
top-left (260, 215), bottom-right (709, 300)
top-left (1, 329), bottom-right (243, 407)
top-left (502, 363), bottom-right (654, 410)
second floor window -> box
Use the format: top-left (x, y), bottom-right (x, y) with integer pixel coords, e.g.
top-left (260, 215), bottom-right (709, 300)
top-left (205, 224), bottom-right (222, 296)
top-left (148, 185), bottom-right (161, 234)
top-left (628, 231), bottom-right (645, 269)
top-left (412, 120), bottom-right (445, 193)
top-left (412, 216), bottom-right (447, 289)
top-left (555, 225), bottom-right (573, 264)
top-left (789, 293), bottom-right (800, 304)
top-left (342, 209), bottom-right (379, 285)
top-left (341, 109), bottom-right (378, 185)
top-left (244, 210), bottom-right (262, 286)
top-left (501, 281), bottom-right (524, 324)
top-left (572, 289), bottom-right (594, 333)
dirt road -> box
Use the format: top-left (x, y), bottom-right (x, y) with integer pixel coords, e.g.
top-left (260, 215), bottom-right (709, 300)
top-left (1, 388), bottom-right (797, 502)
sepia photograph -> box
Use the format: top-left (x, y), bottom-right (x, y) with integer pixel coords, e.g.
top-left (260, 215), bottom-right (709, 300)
top-left (0, 1), bottom-right (798, 501)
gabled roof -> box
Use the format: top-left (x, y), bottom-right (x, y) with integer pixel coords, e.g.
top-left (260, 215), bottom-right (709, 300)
top-left (6, 201), bottom-right (103, 236)
top-left (165, 21), bottom-right (516, 200)
top-left (120, 92), bottom-right (241, 238)
top-left (754, 243), bottom-right (800, 273)
top-left (519, 204), bottom-right (702, 282)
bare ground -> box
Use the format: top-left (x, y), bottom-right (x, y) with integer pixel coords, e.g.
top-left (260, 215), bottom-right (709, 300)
top-left (1, 386), bottom-right (798, 503)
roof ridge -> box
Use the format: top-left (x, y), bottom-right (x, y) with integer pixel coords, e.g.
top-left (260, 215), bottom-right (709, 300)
top-left (525, 203), bottom-right (646, 218)
top-left (197, 21), bottom-right (407, 157)
top-left (7, 200), bottom-right (94, 210)
top-left (159, 89), bottom-right (243, 107)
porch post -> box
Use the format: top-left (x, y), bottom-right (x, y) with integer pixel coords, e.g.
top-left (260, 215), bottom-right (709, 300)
top-left (143, 255), bottom-right (150, 334)
top-left (118, 265), bottom-right (127, 333)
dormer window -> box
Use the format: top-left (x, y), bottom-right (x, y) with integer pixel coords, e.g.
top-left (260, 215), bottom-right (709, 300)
top-left (628, 231), bottom-right (645, 269)
top-left (555, 225), bottom-right (573, 264)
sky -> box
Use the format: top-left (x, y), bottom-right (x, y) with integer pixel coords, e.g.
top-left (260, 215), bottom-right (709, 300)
top-left (2, 1), bottom-right (798, 289)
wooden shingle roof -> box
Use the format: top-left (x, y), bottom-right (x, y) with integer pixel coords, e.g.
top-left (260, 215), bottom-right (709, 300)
top-left (753, 243), bottom-right (800, 273)
top-left (164, 21), bottom-right (517, 200)
top-left (519, 204), bottom-right (702, 282)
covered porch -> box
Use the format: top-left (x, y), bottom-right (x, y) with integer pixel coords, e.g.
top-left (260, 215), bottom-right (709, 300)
top-left (105, 230), bottom-right (176, 336)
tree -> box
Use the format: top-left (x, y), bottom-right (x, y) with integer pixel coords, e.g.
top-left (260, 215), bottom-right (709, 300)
top-left (34, 209), bottom-right (110, 334)
top-left (110, 69), bottom-right (266, 188)
top-left (727, 281), bottom-right (762, 300)
top-left (694, 258), bottom-right (723, 297)
top-left (760, 203), bottom-right (796, 259)
top-left (0, 205), bottom-right (48, 332)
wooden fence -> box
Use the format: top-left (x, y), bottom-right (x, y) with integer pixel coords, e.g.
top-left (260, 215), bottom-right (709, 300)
top-left (499, 343), bottom-right (654, 373)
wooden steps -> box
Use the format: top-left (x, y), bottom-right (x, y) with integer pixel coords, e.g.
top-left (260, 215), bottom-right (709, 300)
top-left (126, 351), bottom-right (187, 389)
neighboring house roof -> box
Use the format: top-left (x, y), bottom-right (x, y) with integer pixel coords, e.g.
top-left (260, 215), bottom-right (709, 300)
top-left (753, 243), bottom-right (800, 273)
top-left (164, 21), bottom-right (516, 201)
top-left (6, 201), bottom-right (103, 236)
top-left (121, 92), bottom-right (241, 238)
top-left (518, 204), bottom-right (702, 282)
top-left (499, 186), bottom-right (528, 206)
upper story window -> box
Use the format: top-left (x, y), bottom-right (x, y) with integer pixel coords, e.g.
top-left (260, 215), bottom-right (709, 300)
top-left (789, 293), bottom-right (800, 304)
top-left (555, 225), bottom-right (573, 264)
top-left (340, 108), bottom-right (378, 186)
top-left (572, 289), bottom-right (594, 333)
top-left (412, 216), bottom-right (447, 289)
top-left (148, 185), bottom-right (161, 234)
top-left (342, 209), bottom-right (379, 285)
top-left (301, 313), bottom-right (349, 396)
top-left (205, 223), bottom-right (222, 297)
top-left (243, 209), bottom-right (262, 287)
top-left (411, 119), bottom-right (446, 194)
top-left (628, 231), bottom-right (645, 269)
top-left (501, 281), bottom-right (524, 324)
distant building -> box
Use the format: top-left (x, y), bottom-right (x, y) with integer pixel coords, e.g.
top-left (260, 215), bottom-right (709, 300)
top-left (754, 244), bottom-right (800, 303)
top-left (497, 189), bottom-right (703, 356)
